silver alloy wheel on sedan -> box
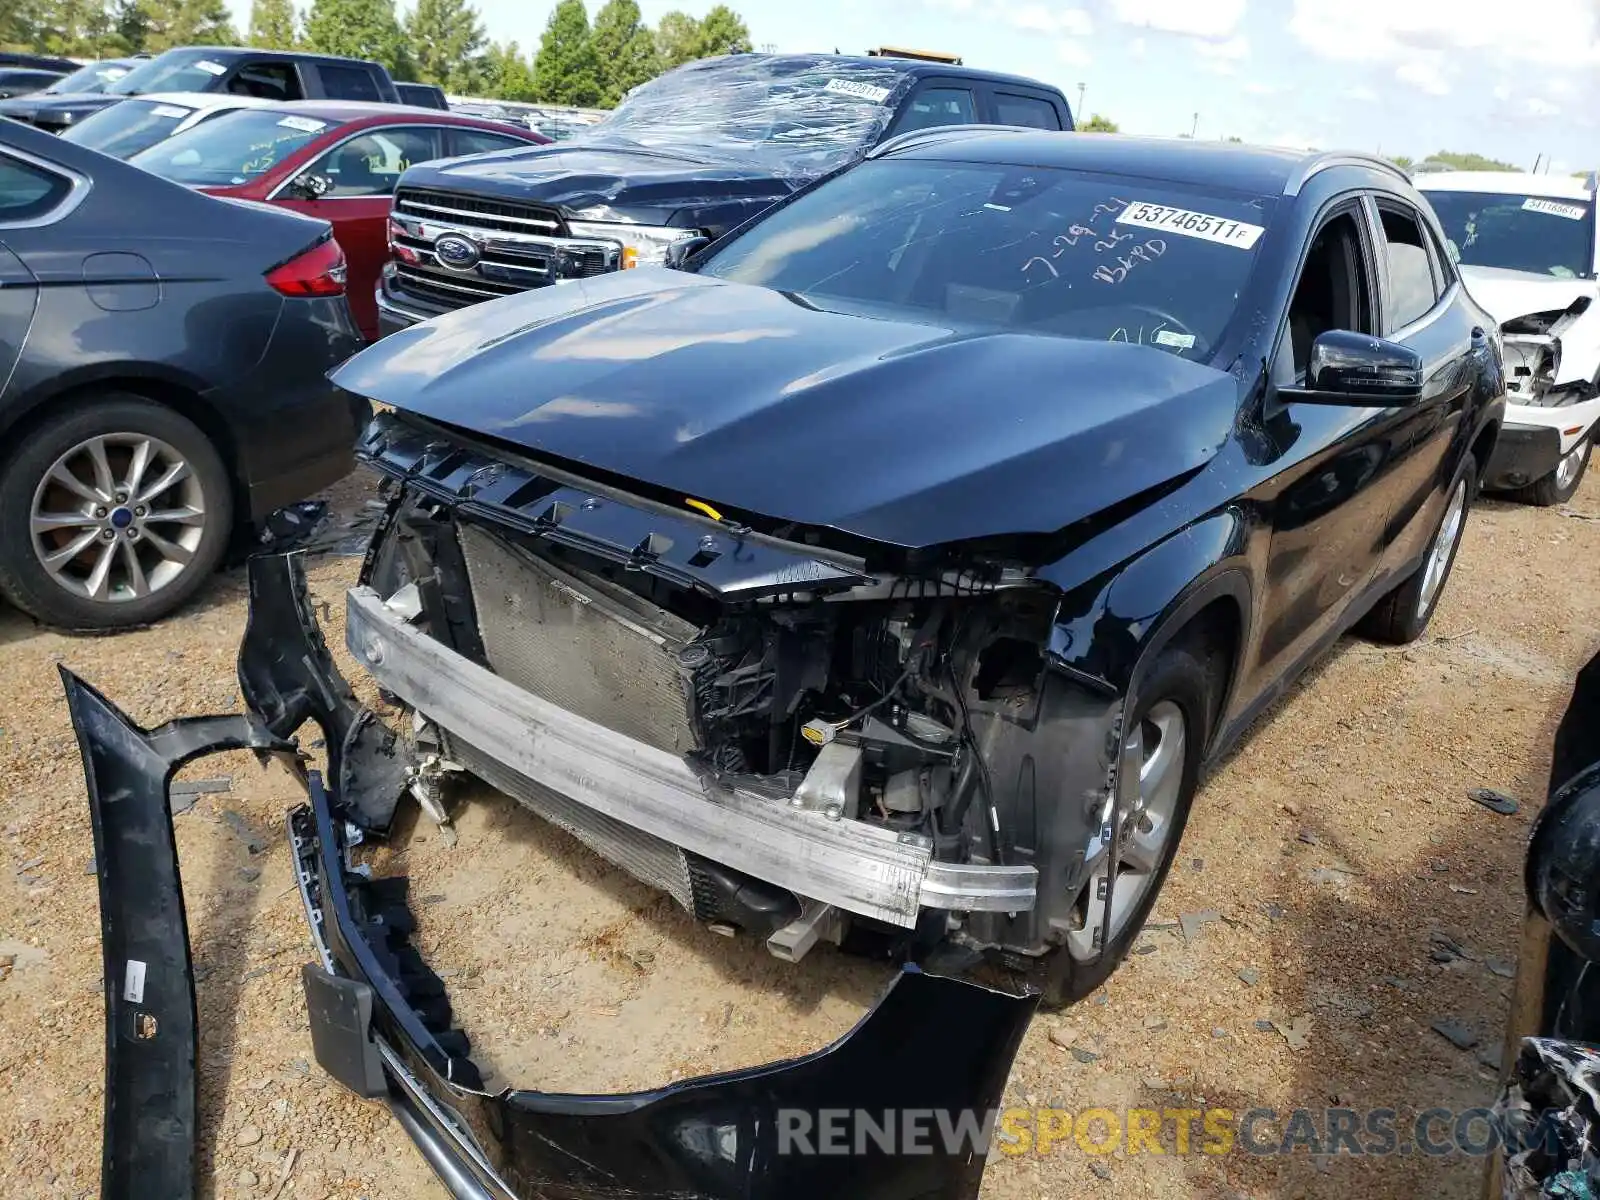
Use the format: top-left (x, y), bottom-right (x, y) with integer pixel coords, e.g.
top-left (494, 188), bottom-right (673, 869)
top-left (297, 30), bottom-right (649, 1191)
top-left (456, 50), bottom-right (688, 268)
top-left (28, 433), bottom-right (207, 603)
top-left (1066, 700), bottom-right (1188, 961)
top-left (1554, 438), bottom-right (1591, 494)
top-left (1415, 477), bottom-right (1468, 622)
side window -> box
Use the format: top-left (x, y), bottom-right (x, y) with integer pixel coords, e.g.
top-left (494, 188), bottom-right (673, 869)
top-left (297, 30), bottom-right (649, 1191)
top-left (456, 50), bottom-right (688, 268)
top-left (993, 92), bottom-right (1062, 131)
top-left (227, 61), bottom-right (297, 100)
top-left (312, 128), bottom-right (441, 196)
top-left (0, 153), bottom-right (70, 222)
top-left (1283, 209), bottom-right (1375, 379)
top-left (1377, 204), bottom-right (1441, 333)
top-left (449, 129), bottom-right (526, 157)
top-left (891, 85), bottom-right (976, 135)
top-left (318, 65), bottom-right (383, 102)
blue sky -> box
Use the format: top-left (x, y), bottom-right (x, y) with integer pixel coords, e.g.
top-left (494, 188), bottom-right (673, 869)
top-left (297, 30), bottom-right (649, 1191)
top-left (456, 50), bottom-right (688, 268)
top-left (235, 0), bottom-right (1600, 172)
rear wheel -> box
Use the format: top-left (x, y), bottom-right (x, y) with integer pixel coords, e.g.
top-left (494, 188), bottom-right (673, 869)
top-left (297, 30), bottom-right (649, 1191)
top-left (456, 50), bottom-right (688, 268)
top-left (0, 396), bottom-right (233, 629)
top-left (1358, 454), bottom-right (1474, 646)
top-left (1518, 435), bottom-right (1590, 507)
top-left (1035, 638), bottom-right (1220, 1008)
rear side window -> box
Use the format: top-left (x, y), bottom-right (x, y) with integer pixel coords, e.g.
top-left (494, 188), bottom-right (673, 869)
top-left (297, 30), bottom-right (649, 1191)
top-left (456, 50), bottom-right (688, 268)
top-left (892, 86), bottom-right (976, 135)
top-left (319, 65), bottom-right (382, 102)
top-left (312, 127), bottom-right (442, 196)
top-left (0, 153), bottom-right (71, 222)
top-left (450, 128), bottom-right (526, 157)
top-left (1378, 205), bottom-right (1440, 332)
top-left (227, 61), bottom-right (298, 100)
top-left (994, 93), bottom-right (1062, 131)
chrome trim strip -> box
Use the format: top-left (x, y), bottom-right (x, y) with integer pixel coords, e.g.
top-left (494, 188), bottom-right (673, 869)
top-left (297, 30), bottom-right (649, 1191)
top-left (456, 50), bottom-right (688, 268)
top-left (390, 212), bottom-right (620, 260)
top-left (344, 586), bottom-right (1038, 926)
top-left (375, 288), bottom-right (435, 326)
top-left (392, 266), bottom-right (515, 298)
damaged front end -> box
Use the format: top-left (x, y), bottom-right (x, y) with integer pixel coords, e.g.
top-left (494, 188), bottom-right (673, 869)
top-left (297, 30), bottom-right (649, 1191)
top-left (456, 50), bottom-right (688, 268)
top-left (64, 554), bottom-right (1040, 1199)
top-left (1500, 299), bottom-right (1595, 409)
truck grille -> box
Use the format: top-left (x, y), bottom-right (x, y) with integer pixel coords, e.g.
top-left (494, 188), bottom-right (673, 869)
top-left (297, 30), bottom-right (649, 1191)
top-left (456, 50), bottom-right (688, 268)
top-left (459, 524), bottom-right (701, 756)
top-left (388, 187), bottom-right (619, 313)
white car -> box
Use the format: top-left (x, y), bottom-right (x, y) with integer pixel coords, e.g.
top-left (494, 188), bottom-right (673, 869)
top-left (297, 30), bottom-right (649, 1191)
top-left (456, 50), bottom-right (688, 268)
top-left (58, 91), bottom-right (279, 160)
top-left (1417, 172), bottom-right (1600, 504)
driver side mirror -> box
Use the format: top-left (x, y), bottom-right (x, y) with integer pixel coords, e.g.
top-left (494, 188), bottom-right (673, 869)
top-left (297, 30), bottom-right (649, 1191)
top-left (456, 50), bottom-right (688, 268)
top-left (667, 234), bottom-right (713, 269)
top-left (1288, 330), bottom-right (1424, 405)
top-left (288, 172), bottom-right (332, 200)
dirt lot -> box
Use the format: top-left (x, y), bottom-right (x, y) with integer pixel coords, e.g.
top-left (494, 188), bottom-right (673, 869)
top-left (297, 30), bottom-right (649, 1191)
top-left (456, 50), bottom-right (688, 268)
top-left (2, 464), bottom-right (1598, 1199)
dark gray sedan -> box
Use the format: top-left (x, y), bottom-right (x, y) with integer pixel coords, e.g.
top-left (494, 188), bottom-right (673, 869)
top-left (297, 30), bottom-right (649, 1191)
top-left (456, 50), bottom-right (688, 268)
top-left (0, 119), bottom-right (365, 629)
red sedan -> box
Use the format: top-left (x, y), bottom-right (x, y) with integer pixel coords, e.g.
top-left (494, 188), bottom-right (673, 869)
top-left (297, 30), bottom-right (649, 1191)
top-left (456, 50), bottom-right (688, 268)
top-left (128, 101), bottom-right (547, 338)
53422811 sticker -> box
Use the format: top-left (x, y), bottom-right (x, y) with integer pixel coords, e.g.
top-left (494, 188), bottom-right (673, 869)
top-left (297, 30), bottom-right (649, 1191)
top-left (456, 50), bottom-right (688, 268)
top-left (824, 78), bottom-right (892, 104)
top-left (1115, 201), bottom-right (1265, 248)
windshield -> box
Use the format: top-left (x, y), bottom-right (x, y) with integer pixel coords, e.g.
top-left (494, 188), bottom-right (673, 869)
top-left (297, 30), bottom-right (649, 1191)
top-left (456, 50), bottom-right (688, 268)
top-left (584, 54), bottom-right (908, 179)
top-left (60, 98), bottom-right (197, 157)
top-left (129, 109), bottom-right (333, 186)
top-left (697, 160), bottom-right (1275, 358)
top-left (108, 48), bottom-right (234, 96)
top-left (47, 60), bottom-right (131, 94)
top-left (1424, 189), bottom-right (1594, 278)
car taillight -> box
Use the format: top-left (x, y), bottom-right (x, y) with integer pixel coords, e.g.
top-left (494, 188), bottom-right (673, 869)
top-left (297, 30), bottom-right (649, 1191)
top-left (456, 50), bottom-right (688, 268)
top-left (265, 237), bottom-right (347, 297)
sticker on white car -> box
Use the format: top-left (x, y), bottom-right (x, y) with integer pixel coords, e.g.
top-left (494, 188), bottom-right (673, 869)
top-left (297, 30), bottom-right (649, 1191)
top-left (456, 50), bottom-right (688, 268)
top-left (1523, 198), bottom-right (1588, 221)
top-left (277, 116), bottom-right (327, 133)
top-left (194, 60), bottom-right (227, 76)
top-left (149, 104), bottom-right (192, 119)
top-left (1115, 202), bottom-right (1265, 248)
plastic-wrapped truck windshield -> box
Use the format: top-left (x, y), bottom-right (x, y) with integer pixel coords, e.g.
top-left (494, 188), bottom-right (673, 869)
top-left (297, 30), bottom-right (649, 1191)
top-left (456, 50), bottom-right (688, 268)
top-left (585, 55), bottom-right (912, 178)
top-left (697, 160), bottom-right (1277, 358)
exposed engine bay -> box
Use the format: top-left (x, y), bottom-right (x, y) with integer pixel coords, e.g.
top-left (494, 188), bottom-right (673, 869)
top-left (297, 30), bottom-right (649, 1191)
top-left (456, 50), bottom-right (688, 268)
top-left (1501, 300), bottom-right (1592, 406)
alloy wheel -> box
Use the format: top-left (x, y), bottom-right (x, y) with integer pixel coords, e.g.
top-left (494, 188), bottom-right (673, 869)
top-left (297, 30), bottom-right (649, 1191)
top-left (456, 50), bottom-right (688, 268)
top-left (28, 433), bottom-right (208, 603)
top-left (1066, 700), bottom-right (1188, 961)
top-left (1415, 477), bottom-right (1467, 622)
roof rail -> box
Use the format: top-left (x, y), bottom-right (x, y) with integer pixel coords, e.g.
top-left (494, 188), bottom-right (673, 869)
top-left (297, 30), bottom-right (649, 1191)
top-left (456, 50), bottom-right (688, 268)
top-left (1287, 152), bottom-right (1411, 196)
top-left (868, 123), bottom-right (1038, 160)
top-left (867, 46), bottom-right (963, 64)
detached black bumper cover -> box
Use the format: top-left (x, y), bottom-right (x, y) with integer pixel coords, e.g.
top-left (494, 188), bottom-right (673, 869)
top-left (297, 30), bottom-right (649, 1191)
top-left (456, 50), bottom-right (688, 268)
top-left (64, 553), bottom-right (1039, 1200)
top-left (1483, 424), bottom-right (1563, 491)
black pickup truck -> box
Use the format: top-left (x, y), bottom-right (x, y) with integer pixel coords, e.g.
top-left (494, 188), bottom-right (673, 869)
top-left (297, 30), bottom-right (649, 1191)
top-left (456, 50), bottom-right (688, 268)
top-left (378, 52), bottom-right (1073, 334)
top-left (0, 45), bottom-right (400, 133)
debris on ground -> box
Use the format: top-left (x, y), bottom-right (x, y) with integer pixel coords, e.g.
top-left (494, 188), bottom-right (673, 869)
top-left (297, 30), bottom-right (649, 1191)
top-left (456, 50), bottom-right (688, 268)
top-left (1468, 788), bottom-right (1520, 816)
top-left (220, 810), bottom-right (266, 855)
top-left (1236, 966), bottom-right (1260, 987)
top-left (171, 776), bottom-right (232, 797)
top-left (1274, 1015), bottom-right (1314, 1051)
top-left (1487, 958), bottom-right (1516, 979)
top-left (1179, 909), bottom-right (1223, 943)
top-left (1432, 1020), bottom-right (1479, 1051)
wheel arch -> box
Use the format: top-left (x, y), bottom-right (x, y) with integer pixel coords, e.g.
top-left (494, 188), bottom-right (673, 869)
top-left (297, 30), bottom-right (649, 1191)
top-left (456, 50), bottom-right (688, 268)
top-left (0, 368), bottom-right (244, 519)
top-left (1470, 418), bottom-right (1500, 489)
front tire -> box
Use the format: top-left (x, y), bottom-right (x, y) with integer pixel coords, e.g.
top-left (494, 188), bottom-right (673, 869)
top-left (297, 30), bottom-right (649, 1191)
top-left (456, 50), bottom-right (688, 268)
top-left (1358, 453), bottom-right (1475, 646)
top-left (1518, 435), bottom-right (1591, 507)
top-left (1034, 637), bottom-right (1221, 1008)
top-left (0, 395), bottom-right (233, 629)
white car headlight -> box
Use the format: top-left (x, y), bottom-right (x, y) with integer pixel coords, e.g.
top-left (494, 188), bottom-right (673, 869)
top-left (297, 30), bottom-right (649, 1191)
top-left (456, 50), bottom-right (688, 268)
top-left (566, 220), bottom-right (700, 269)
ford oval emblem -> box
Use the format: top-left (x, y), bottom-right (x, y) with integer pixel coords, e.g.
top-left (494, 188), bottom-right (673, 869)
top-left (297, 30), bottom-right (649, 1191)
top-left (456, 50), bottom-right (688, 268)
top-left (434, 233), bottom-right (482, 271)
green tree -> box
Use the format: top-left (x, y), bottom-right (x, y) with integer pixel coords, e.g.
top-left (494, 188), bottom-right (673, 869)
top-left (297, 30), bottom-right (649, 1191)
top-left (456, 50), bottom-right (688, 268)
top-left (691, 4), bottom-right (749, 57)
top-left (405, 0), bottom-right (487, 92)
top-left (1426, 150), bottom-right (1517, 172)
top-left (1, 0), bottom-right (45, 50)
top-left (142, 0), bottom-right (235, 51)
top-left (248, 0), bottom-right (297, 48)
top-left (34, 0), bottom-right (112, 55)
top-left (484, 38), bottom-right (537, 100)
top-left (654, 9), bottom-right (698, 68)
top-left (113, 0), bottom-right (152, 52)
top-left (590, 0), bottom-right (658, 105)
top-left (1079, 113), bottom-right (1118, 133)
top-left (1390, 154), bottom-right (1415, 171)
top-left (532, 0), bottom-right (599, 106)
top-left (304, 0), bottom-right (411, 76)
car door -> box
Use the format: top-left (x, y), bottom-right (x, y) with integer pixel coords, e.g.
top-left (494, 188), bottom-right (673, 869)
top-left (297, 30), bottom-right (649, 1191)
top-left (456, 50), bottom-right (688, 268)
top-left (221, 58), bottom-right (301, 101)
top-left (0, 149), bottom-right (53, 401)
top-left (1360, 193), bottom-right (1480, 580)
top-left (1243, 198), bottom-right (1396, 697)
top-left (271, 124), bottom-right (443, 339)
top-left (881, 78), bottom-right (980, 139)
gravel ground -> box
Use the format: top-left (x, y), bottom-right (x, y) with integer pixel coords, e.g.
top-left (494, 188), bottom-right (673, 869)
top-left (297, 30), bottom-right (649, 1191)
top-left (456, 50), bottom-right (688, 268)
top-left (2, 464), bottom-right (1597, 1199)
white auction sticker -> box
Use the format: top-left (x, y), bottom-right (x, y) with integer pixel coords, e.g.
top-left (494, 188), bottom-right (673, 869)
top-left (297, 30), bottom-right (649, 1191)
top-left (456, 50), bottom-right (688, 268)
top-left (1154, 329), bottom-right (1197, 350)
top-left (1115, 201), bottom-right (1265, 248)
top-left (123, 959), bottom-right (147, 1004)
top-left (824, 78), bottom-right (892, 104)
top-left (149, 104), bottom-right (191, 119)
top-left (277, 116), bottom-right (327, 133)
top-left (194, 59), bottom-right (226, 75)
top-left (1523, 197), bottom-right (1588, 221)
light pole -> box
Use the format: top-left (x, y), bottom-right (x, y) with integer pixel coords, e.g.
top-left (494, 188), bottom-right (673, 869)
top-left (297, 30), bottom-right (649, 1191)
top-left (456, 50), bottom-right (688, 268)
top-left (1191, 112), bottom-right (1200, 139)
top-left (1076, 82), bottom-right (1086, 120)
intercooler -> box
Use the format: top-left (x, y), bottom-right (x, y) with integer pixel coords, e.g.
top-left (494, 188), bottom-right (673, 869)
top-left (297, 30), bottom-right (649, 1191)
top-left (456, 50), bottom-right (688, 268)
top-left (455, 523), bottom-right (703, 908)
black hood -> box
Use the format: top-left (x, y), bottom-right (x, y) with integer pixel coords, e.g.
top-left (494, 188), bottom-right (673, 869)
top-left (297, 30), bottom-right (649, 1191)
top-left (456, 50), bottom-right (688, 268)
top-left (331, 270), bottom-right (1239, 552)
top-left (398, 142), bottom-right (795, 224)
top-left (0, 91), bottom-right (119, 126)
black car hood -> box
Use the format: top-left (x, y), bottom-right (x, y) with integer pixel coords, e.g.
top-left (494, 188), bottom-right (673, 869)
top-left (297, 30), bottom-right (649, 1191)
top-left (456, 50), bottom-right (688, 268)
top-left (0, 91), bottom-right (119, 124)
top-left (398, 142), bottom-right (795, 220)
top-left (332, 271), bottom-right (1238, 552)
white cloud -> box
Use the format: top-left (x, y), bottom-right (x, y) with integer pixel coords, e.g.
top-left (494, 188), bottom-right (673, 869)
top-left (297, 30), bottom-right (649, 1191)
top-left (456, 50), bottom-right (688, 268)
top-left (1193, 34), bottom-right (1249, 60)
top-left (1290, 0), bottom-right (1600, 64)
top-left (1342, 84), bottom-right (1379, 102)
top-left (1111, 0), bottom-right (1246, 38)
top-left (1526, 97), bottom-right (1561, 116)
top-left (1244, 80), bottom-right (1280, 96)
top-left (1129, 36), bottom-right (1148, 58)
top-left (1397, 59), bottom-right (1450, 96)
top-left (1013, 3), bottom-right (1094, 37)
top-left (1056, 39), bottom-right (1092, 67)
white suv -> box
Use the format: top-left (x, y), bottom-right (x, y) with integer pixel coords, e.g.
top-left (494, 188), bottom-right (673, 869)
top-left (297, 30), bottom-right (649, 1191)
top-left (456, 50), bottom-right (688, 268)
top-left (1417, 171), bottom-right (1600, 504)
